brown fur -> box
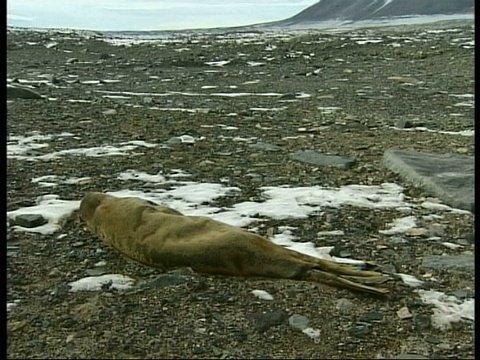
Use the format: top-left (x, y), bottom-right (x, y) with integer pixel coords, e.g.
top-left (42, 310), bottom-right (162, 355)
top-left (79, 192), bottom-right (391, 296)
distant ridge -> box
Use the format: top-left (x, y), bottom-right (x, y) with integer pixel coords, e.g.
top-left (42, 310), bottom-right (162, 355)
top-left (274, 0), bottom-right (474, 26)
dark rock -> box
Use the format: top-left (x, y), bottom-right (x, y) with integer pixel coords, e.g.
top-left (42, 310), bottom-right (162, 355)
top-left (425, 336), bottom-right (442, 344)
top-left (278, 93), bottom-right (297, 100)
top-left (392, 354), bottom-right (429, 359)
top-left (137, 273), bottom-right (188, 289)
top-left (85, 268), bottom-right (108, 276)
top-left (359, 311), bottom-right (384, 322)
top-left (395, 118), bottom-right (414, 129)
top-left (290, 150), bottom-right (356, 169)
top-left (382, 149), bottom-right (474, 212)
top-left (246, 310), bottom-right (288, 333)
top-left (7, 85), bottom-right (43, 100)
top-left (347, 323), bottom-right (371, 337)
top-left (413, 314), bottom-right (431, 330)
top-left (12, 214), bottom-right (47, 228)
top-left (249, 142), bottom-right (283, 152)
top-left (420, 254), bottom-right (474, 271)
top-left (447, 289), bottom-right (472, 300)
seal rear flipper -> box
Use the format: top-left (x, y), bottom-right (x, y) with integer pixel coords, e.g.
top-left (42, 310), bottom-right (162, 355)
top-left (304, 269), bottom-right (390, 296)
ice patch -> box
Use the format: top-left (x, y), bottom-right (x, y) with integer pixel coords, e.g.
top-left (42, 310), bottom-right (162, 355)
top-left (68, 274), bottom-right (135, 292)
top-left (417, 289), bottom-right (474, 330)
top-left (7, 195), bottom-right (80, 234)
top-left (379, 216), bottom-right (417, 235)
top-left (302, 327), bottom-right (321, 343)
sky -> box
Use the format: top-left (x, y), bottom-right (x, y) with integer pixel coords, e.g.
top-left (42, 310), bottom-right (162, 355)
top-left (7, 0), bottom-right (319, 31)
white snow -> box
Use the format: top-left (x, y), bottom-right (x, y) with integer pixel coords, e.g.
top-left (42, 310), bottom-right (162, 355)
top-left (417, 289), bottom-right (474, 330)
top-left (379, 216), bottom-right (417, 235)
top-left (68, 274), bottom-right (135, 292)
top-left (7, 195), bottom-right (80, 234)
top-left (7, 300), bottom-right (20, 312)
top-left (302, 327), bottom-right (321, 343)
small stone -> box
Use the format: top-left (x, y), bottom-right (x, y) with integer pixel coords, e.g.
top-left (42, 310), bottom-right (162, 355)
top-left (248, 142), bottom-right (283, 152)
top-left (143, 97), bottom-right (153, 104)
top-left (412, 314), bottom-right (431, 330)
top-left (288, 314), bottom-right (310, 331)
top-left (7, 320), bottom-right (29, 333)
top-left (395, 119), bottom-right (414, 129)
top-left (66, 334), bottom-right (75, 344)
top-left (13, 214), bottom-right (47, 228)
top-left (425, 336), bottom-right (442, 344)
top-left (387, 76), bottom-right (417, 83)
top-left (404, 228), bottom-right (429, 237)
top-left (246, 310), bottom-right (287, 333)
top-left (166, 135), bottom-right (195, 145)
top-left (48, 268), bottom-right (62, 278)
top-left (360, 311), bottom-right (384, 322)
top-left (347, 323), bottom-right (371, 337)
top-left (336, 298), bottom-right (354, 314)
top-left (397, 306), bottom-right (413, 320)
top-left (392, 354), bottom-right (429, 359)
top-left (102, 109), bottom-right (117, 115)
top-left (66, 57), bottom-right (79, 64)
top-left (85, 268), bottom-right (108, 276)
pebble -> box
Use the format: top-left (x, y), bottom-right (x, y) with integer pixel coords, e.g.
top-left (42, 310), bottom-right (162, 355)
top-left (288, 314), bottom-right (309, 331)
top-left (102, 109), bottom-right (117, 115)
top-left (336, 298), bottom-right (354, 314)
top-left (48, 268), bottom-right (62, 278)
top-left (397, 306), bottom-right (413, 320)
top-left (347, 323), bottom-right (371, 337)
top-left (360, 311), bottom-right (384, 322)
top-left (246, 310), bottom-right (287, 333)
top-left (66, 57), bottom-right (79, 64)
top-left (395, 119), bottom-right (414, 129)
top-left (66, 334), bottom-right (75, 344)
top-left (412, 314), bottom-right (431, 330)
top-left (248, 142), bottom-right (283, 152)
top-left (392, 354), bottom-right (429, 359)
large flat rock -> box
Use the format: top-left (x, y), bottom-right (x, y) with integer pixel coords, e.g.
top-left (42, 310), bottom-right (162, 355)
top-left (382, 149), bottom-right (474, 212)
top-left (290, 151), bottom-right (356, 169)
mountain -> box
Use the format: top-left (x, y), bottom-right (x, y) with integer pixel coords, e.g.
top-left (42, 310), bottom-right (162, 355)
top-left (275, 0), bottom-right (474, 26)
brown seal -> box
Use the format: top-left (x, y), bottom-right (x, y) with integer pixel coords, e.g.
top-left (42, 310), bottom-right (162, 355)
top-left (79, 192), bottom-right (391, 295)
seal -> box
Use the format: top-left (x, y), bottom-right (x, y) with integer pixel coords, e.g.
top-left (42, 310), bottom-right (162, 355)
top-left (79, 192), bottom-right (391, 295)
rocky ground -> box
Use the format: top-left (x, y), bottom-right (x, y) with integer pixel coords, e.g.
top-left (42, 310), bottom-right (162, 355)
top-left (7, 20), bottom-right (474, 359)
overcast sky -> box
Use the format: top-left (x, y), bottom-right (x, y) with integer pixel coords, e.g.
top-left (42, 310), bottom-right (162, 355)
top-left (7, 0), bottom-right (318, 31)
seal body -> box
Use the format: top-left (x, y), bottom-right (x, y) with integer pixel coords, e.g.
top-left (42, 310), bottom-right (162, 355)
top-left (79, 192), bottom-right (391, 295)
